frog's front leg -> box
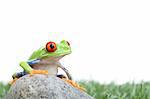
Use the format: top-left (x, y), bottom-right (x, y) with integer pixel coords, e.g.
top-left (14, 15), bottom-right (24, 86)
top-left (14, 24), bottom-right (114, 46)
top-left (20, 61), bottom-right (49, 75)
top-left (57, 63), bottom-right (85, 91)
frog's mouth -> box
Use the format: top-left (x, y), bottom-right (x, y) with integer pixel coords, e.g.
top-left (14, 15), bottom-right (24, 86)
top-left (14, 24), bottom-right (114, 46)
top-left (28, 55), bottom-right (65, 66)
top-left (41, 49), bottom-right (72, 59)
top-left (43, 55), bottom-right (65, 62)
top-left (28, 50), bottom-right (71, 65)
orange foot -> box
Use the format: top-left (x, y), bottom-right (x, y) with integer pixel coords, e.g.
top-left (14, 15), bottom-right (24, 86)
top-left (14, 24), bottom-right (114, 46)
top-left (30, 70), bottom-right (49, 75)
top-left (62, 78), bottom-right (86, 91)
top-left (9, 78), bottom-right (18, 85)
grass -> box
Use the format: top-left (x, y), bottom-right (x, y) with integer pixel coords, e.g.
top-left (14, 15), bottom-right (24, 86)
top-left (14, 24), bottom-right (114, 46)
top-left (0, 83), bottom-right (10, 99)
top-left (1, 81), bottom-right (150, 99)
top-left (79, 81), bottom-right (150, 99)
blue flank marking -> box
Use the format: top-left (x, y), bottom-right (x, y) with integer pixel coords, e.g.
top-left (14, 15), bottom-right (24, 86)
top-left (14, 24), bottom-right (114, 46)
top-left (27, 59), bottom-right (40, 65)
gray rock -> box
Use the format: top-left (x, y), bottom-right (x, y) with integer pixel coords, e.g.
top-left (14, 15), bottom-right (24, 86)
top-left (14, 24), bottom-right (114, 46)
top-left (6, 74), bottom-right (93, 99)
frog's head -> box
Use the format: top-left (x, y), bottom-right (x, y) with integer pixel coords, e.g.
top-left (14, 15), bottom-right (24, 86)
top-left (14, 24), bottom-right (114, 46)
top-left (29, 40), bottom-right (71, 60)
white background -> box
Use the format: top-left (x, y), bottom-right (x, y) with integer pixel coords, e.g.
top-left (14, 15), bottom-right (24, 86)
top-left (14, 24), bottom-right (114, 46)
top-left (0, 0), bottom-right (150, 84)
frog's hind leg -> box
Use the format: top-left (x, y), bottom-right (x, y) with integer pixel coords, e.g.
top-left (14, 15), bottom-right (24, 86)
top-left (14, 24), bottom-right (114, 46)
top-left (10, 71), bottom-right (27, 85)
top-left (12, 71), bottom-right (27, 79)
top-left (57, 74), bottom-right (85, 91)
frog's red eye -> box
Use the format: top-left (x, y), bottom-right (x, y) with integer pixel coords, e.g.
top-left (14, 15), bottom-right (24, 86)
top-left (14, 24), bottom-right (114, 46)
top-left (66, 41), bottom-right (70, 46)
top-left (46, 42), bottom-right (57, 52)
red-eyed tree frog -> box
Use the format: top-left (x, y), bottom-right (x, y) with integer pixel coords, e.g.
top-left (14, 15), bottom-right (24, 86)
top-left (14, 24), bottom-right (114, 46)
top-left (11, 40), bottom-right (84, 90)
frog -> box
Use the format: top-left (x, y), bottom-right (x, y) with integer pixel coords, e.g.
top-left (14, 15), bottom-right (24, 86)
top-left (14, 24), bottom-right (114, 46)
top-left (11, 40), bottom-right (84, 90)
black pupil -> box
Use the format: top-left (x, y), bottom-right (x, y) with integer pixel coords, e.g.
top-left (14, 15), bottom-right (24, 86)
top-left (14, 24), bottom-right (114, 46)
top-left (50, 44), bottom-right (54, 49)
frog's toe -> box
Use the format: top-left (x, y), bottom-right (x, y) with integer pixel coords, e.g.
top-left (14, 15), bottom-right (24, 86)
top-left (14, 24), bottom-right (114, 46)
top-left (57, 74), bottom-right (67, 79)
top-left (9, 78), bottom-right (18, 85)
top-left (30, 70), bottom-right (49, 75)
top-left (62, 78), bottom-right (86, 91)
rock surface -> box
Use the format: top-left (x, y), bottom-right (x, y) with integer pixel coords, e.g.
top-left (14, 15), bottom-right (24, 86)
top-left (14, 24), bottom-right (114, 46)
top-left (6, 74), bottom-right (93, 99)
